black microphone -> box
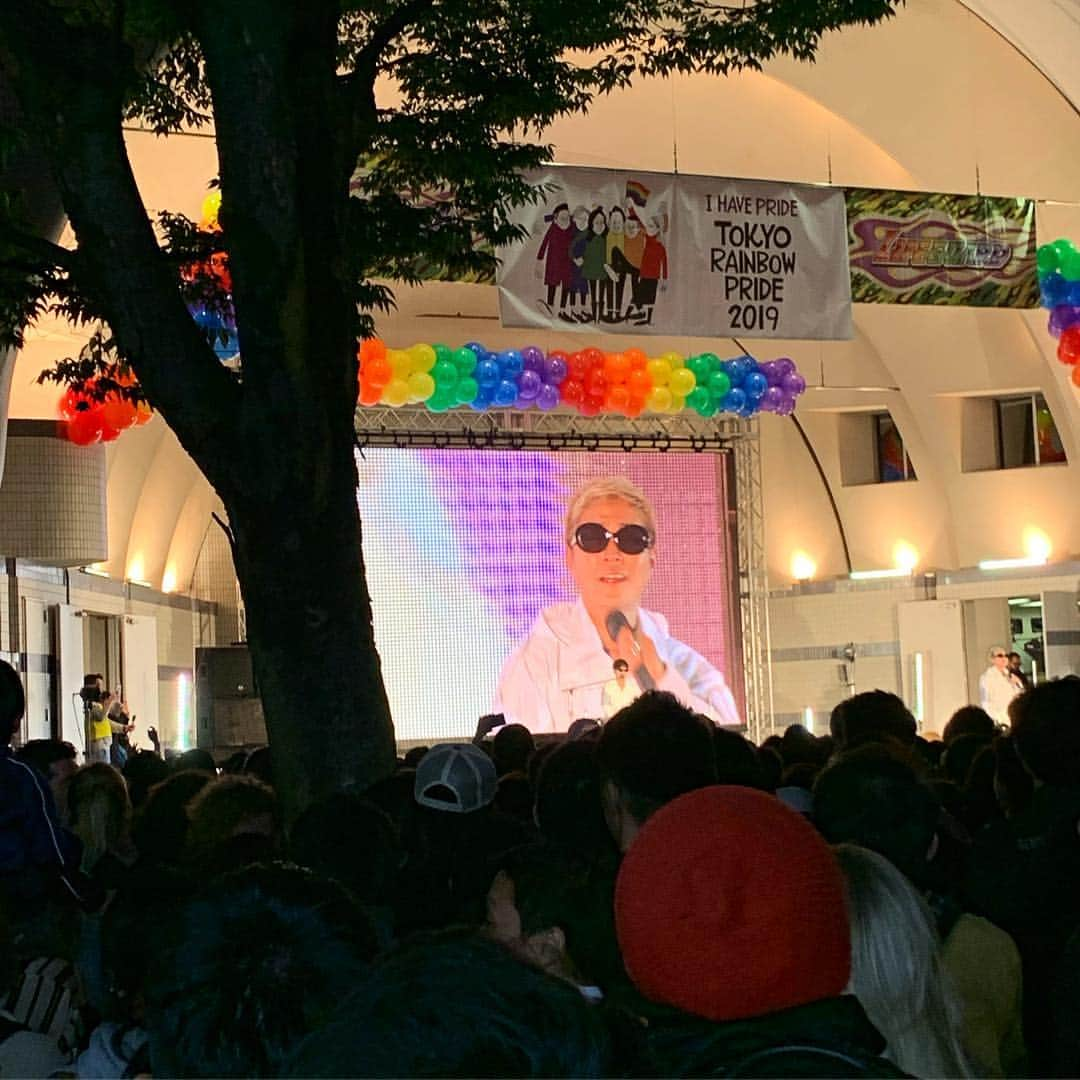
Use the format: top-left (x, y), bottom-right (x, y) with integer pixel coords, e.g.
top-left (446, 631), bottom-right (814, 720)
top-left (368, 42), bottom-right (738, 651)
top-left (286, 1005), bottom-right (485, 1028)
top-left (605, 610), bottom-right (655, 690)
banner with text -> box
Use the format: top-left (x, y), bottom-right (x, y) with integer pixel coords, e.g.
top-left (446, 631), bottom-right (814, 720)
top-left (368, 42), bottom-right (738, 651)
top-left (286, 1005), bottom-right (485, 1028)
top-left (846, 188), bottom-right (1039, 307)
top-left (497, 166), bottom-right (852, 340)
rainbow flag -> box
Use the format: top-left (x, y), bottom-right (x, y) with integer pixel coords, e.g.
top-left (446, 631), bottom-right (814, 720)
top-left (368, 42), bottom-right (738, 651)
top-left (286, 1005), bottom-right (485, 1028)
top-left (625, 180), bottom-right (650, 208)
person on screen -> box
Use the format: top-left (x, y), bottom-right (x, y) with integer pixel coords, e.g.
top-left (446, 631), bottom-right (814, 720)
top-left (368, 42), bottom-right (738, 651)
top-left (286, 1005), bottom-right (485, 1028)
top-left (493, 476), bottom-right (740, 733)
top-left (601, 659), bottom-right (639, 720)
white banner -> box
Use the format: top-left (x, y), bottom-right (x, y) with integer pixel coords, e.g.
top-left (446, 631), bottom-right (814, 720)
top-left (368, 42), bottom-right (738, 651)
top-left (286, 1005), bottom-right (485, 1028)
top-left (498, 166), bottom-right (852, 340)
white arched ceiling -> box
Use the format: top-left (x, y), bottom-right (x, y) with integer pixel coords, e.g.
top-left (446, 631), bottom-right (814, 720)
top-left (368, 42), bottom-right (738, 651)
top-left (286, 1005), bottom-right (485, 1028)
top-left (4, 0), bottom-right (1079, 587)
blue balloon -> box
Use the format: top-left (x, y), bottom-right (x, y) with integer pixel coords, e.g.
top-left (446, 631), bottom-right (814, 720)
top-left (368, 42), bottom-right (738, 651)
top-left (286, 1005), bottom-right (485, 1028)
top-left (475, 358), bottom-right (500, 388)
top-left (1040, 271), bottom-right (1069, 309)
top-left (494, 379), bottom-right (519, 407)
top-left (744, 372), bottom-right (768, 400)
top-left (469, 387), bottom-right (494, 411)
top-left (464, 340), bottom-right (487, 356)
top-left (722, 387), bottom-right (748, 412)
top-left (1067, 280), bottom-right (1080, 308)
top-left (498, 350), bottom-right (524, 377)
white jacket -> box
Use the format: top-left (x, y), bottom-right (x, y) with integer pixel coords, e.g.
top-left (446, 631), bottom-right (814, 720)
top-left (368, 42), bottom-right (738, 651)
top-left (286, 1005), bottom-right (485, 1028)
top-left (494, 600), bottom-right (740, 733)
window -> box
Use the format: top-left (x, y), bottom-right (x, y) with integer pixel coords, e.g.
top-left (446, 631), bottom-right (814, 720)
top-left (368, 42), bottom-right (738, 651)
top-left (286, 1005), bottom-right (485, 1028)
top-left (995, 393), bottom-right (1066, 469)
top-left (874, 413), bottom-right (916, 482)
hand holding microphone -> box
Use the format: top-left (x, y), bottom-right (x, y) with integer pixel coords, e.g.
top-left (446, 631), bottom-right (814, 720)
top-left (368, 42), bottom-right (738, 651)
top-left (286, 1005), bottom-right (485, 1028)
top-left (605, 610), bottom-right (665, 690)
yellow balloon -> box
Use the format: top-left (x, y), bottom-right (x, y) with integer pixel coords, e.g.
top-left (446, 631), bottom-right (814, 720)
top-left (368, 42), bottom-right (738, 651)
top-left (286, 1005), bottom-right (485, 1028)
top-left (388, 349), bottom-right (414, 378)
top-left (382, 378), bottom-right (409, 407)
top-left (670, 394), bottom-right (686, 413)
top-left (670, 368), bottom-right (696, 396)
top-left (662, 351), bottom-right (684, 369)
top-left (646, 359), bottom-right (671, 387)
top-left (407, 371), bottom-right (436, 402)
top-left (409, 343), bottom-right (437, 372)
top-left (647, 386), bottom-right (673, 413)
top-left (200, 191), bottom-right (221, 230)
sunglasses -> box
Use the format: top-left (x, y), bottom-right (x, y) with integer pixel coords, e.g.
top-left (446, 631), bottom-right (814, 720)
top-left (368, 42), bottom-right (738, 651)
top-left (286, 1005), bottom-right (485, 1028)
top-left (571, 522), bottom-right (652, 555)
top-left (993, 653), bottom-right (1007, 659)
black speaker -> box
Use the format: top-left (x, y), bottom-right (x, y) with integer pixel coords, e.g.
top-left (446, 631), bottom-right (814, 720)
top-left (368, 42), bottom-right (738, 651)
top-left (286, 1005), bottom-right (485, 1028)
top-left (195, 646), bottom-right (266, 750)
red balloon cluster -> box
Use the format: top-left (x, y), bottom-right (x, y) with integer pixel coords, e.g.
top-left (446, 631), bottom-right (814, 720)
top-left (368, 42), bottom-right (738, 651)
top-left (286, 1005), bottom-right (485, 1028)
top-left (556, 346), bottom-right (653, 417)
top-left (59, 375), bottom-right (152, 446)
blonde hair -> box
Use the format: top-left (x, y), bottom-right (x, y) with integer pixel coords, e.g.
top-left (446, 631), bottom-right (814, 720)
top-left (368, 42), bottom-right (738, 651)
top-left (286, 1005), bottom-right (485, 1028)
top-left (66, 762), bottom-right (132, 872)
top-left (834, 843), bottom-right (973, 1078)
top-left (563, 477), bottom-right (657, 548)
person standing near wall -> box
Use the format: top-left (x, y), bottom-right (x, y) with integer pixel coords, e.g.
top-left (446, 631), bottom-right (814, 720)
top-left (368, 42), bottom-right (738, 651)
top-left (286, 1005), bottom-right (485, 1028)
top-left (979, 647), bottom-right (1024, 726)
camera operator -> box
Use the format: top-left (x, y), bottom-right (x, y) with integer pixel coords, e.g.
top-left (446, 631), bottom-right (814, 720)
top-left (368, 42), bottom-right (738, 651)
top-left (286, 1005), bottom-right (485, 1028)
top-left (81, 674), bottom-right (133, 764)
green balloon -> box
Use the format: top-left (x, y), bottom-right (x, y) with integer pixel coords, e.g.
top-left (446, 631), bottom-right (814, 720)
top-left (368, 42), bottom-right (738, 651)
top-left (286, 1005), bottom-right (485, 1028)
top-left (709, 370), bottom-right (732, 398)
top-left (697, 397), bottom-right (718, 418)
top-left (426, 390), bottom-right (451, 413)
top-left (433, 343), bottom-right (453, 365)
top-left (699, 352), bottom-right (720, 371)
top-left (453, 346), bottom-right (477, 374)
top-left (686, 387), bottom-right (710, 412)
top-left (1061, 246), bottom-right (1080, 283)
top-left (455, 376), bottom-right (478, 404)
top-left (433, 360), bottom-right (458, 387)
top-left (1036, 244), bottom-right (1059, 275)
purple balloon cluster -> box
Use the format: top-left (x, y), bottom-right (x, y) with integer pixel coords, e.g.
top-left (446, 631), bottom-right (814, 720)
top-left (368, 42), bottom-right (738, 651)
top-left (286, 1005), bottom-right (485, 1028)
top-left (467, 342), bottom-right (566, 411)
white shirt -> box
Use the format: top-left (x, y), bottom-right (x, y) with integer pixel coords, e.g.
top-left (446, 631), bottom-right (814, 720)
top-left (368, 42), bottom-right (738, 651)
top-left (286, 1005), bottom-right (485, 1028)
top-left (494, 599), bottom-right (740, 733)
top-left (979, 664), bottom-right (1022, 725)
top-left (602, 675), bottom-right (640, 719)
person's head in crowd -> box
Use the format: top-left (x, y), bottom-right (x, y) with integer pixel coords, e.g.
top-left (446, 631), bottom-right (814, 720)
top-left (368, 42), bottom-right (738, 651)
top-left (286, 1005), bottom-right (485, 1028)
top-left (173, 747), bottom-right (217, 774)
top-left (493, 771), bottom-right (534, 824)
top-left (492, 723), bottom-right (536, 778)
top-left (486, 843), bottom-right (623, 991)
top-left (615, 786), bottom-right (850, 1023)
top-left (779, 722), bottom-right (819, 766)
top-left (830, 689), bottom-right (917, 750)
top-left (243, 745), bottom-right (275, 787)
top-left (66, 762), bottom-right (132, 872)
top-left (834, 843), bottom-right (971, 1078)
top-left (776, 762), bottom-right (820, 817)
top-left (363, 768), bottom-right (420, 855)
top-left (813, 744), bottom-right (941, 891)
top-left (912, 734), bottom-right (945, 771)
top-left (133, 769), bottom-right (214, 866)
top-left (940, 731), bottom-right (992, 787)
top-left (286, 932), bottom-right (615, 1079)
top-left (595, 690), bottom-right (717, 851)
top-left (960, 744), bottom-right (1002, 832)
top-left (1007, 651), bottom-right (1025, 675)
top-left (146, 863), bottom-right (377, 1078)
top-left (533, 739), bottom-right (618, 859)
top-left (1009, 676), bottom-right (1080, 787)
top-left (220, 750), bottom-right (250, 774)
top-left (993, 734), bottom-right (1034, 818)
top-left (566, 717), bottom-right (601, 741)
top-left (755, 745), bottom-right (783, 792)
top-left (711, 727), bottom-right (764, 788)
top-left (122, 749), bottom-right (170, 809)
top-left (943, 704), bottom-right (996, 746)
top-left (526, 739), bottom-right (563, 792)
top-left (14, 738), bottom-right (77, 813)
top-left (401, 745), bottom-right (429, 769)
top-left (0, 659), bottom-right (25, 743)
top-left (414, 743), bottom-right (497, 815)
top-left (184, 775), bottom-right (279, 877)
top-left (988, 644), bottom-right (1009, 671)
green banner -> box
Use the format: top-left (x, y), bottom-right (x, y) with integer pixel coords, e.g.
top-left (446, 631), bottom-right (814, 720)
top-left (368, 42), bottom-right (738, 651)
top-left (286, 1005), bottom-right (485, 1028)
top-left (846, 188), bottom-right (1039, 307)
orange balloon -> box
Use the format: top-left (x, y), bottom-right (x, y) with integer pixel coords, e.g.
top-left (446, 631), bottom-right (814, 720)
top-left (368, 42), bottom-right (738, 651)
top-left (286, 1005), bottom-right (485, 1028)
top-left (101, 397), bottom-right (137, 432)
top-left (134, 402), bottom-right (153, 426)
top-left (358, 379), bottom-right (381, 406)
top-left (359, 338), bottom-right (387, 365)
top-left (624, 348), bottom-right (648, 370)
top-left (1072, 363), bottom-right (1080, 389)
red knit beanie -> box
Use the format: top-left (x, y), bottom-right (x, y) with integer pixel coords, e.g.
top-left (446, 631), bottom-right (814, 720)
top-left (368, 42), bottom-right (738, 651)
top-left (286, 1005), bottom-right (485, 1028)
top-left (614, 786), bottom-right (850, 1022)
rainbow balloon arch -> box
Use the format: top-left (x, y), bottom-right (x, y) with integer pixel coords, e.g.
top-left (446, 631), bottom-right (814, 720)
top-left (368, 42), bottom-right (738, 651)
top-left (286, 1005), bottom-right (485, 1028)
top-left (1037, 237), bottom-right (1080, 388)
top-left (357, 339), bottom-right (807, 420)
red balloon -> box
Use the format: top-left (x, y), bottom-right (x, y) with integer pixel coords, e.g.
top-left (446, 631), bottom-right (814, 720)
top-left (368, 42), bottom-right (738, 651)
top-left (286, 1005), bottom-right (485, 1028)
top-left (586, 372), bottom-right (607, 398)
top-left (1058, 326), bottom-right (1080, 364)
top-left (67, 408), bottom-right (103, 446)
top-left (101, 397), bottom-right (137, 432)
top-left (568, 352), bottom-right (589, 380)
top-left (582, 347), bottom-right (605, 369)
top-left (560, 378), bottom-right (584, 406)
top-left (58, 388), bottom-right (89, 419)
top-left (1073, 363), bottom-right (1080, 389)
top-left (100, 421), bottom-right (121, 442)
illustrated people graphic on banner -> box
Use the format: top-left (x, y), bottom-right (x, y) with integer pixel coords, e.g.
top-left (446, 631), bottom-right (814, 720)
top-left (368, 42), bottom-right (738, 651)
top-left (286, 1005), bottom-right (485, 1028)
top-left (535, 179), bottom-right (671, 327)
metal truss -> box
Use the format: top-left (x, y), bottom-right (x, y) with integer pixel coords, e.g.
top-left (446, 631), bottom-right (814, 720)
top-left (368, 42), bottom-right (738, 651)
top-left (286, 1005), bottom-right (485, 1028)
top-left (354, 405), bottom-right (772, 736)
top-left (733, 419), bottom-right (774, 743)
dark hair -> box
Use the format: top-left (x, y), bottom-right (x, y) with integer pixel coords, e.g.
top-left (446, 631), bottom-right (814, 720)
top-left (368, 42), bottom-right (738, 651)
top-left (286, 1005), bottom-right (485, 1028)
top-left (133, 769), bottom-right (215, 865)
top-left (943, 705), bottom-right (996, 745)
top-left (14, 738), bottom-right (76, 778)
top-left (612, 659), bottom-right (629, 673)
top-left (830, 690), bottom-right (917, 749)
top-left (123, 749), bottom-right (171, 809)
top-left (174, 747), bottom-right (217, 774)
top-left (402, 745), bottom-right (430, 769)
top-left (813, 744), bottom-right (940, 888)
top-left (534, 740), bottom-right (617, 859)
top-left (993, 734), bottom-right (1034, 817)
top-left (185, 775), bottom-right (278, 876)
top-left (493, 771), bottom-right (534, 823)
top-left (940, 732), bottom-right (992, 787)
top-left (492, 723), bottom-right (535, 777)
top-left (566, 717), bottom-right (601, 741)
top-left (1010, 677), bottom-right (1080, 786)
top-left (551, 202), bottom-right (570, 218)
top-left (494, 843), bottom-right (623, 989)
top-left (712, 727), bottom-right (765, 788)
top-left (595, 691), bottom-right (717, 823)
top-left (587, 206), bottom-right (607, 233)
top-left (0, 661), bottom-right (25, 740)
top-left (285, 932), bottom-right (614, 1078)
top-left (146, 863), bottom-right (377, 1077)
top-left (243, 746), bottom-right (274, 787)
top-left (756, 746), bottom-right (783, 792)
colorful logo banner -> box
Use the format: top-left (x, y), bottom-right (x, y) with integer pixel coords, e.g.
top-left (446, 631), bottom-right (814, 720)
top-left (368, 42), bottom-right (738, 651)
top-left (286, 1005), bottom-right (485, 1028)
top-left (497, 166), bottom-right (853, 341)
top-left (845, 188), bottom-right (1039, 307)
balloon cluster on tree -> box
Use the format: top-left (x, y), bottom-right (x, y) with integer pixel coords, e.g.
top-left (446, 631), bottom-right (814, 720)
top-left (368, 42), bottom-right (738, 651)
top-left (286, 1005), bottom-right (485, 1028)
top-left (1037, 237), bottom-right (1080, 388)
top-left (357, 339), bottom-right (807, 418)
top-left (59, 370), bottom-right (152, 446)
top-left (181, 191), bottom-right (240, 362)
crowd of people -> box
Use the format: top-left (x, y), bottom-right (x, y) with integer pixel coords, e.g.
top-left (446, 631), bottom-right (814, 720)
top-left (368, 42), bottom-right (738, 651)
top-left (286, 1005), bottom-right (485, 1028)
top-left (3, 653), bottom-right (1080, 1077)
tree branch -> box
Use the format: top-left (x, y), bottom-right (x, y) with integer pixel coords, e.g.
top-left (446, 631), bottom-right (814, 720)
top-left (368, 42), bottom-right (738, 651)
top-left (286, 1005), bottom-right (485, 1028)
top-left (0, 221), bottom-right (77, 273)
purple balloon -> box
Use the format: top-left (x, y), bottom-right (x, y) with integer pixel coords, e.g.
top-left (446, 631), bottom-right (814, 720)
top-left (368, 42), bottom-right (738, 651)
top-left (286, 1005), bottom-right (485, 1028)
top-left (1048, 305), bottom-right (1080, 339)
top-left (760, 360), bottom-right (783, 387)
top-left (518, 369), bottom-right (542, 400)
top-left (544, 355), bottom-right (569, 385)
top-left (781, 372), bottom-right (807, 396)
top-left (521, 345), bottom-right (545, 372)
top-left (776, 393), bottom-right (796, 416)
top-left (536, 383), bottom-right (560, 411)
top-left (773, 357), bottom-right (796, 380)
top-left (761, 385), bottom-right (785, 412)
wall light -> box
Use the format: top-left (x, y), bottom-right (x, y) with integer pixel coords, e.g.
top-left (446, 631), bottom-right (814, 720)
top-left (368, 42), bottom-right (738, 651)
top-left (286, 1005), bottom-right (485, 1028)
top-left (893, 540), bottom-right (919, 573)
top-left (803, 706), bottom-right (815, 734)
top-left (850, 567), bottom-right (911, 580)
top-left (1023, 526), bottom-right (1052, 563)
top-left (161, 566), bottom-right (177, 594)
top-left (126, 555), bottom-right (145, 583)
top-left (790, 551), bottom-right (817, 582)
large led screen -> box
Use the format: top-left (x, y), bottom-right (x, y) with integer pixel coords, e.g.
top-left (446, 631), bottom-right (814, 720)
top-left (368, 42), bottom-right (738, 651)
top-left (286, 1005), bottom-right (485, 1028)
top-left (356, 449), bottom-right (740, 741)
